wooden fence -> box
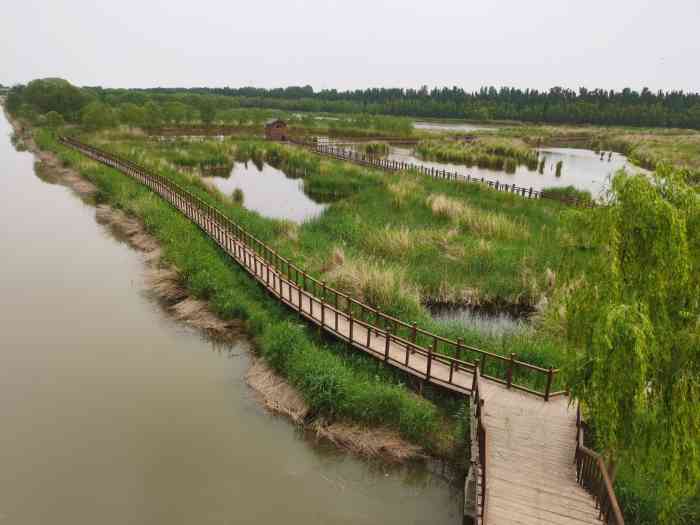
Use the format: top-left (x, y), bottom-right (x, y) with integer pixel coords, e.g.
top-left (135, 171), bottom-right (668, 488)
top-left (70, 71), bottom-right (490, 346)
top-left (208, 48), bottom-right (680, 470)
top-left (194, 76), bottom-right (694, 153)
top-left (310, 142), bottom-right (591, 207)
top-left (58, 136), bottom-right (566, 401)
top-left (575, 407), bottom-right (625, 524)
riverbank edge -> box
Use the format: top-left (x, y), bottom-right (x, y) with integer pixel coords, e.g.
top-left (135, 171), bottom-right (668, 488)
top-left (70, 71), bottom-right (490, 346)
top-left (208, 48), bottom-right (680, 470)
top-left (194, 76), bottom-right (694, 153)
top-left (6, 112), bottom-right (464, 465)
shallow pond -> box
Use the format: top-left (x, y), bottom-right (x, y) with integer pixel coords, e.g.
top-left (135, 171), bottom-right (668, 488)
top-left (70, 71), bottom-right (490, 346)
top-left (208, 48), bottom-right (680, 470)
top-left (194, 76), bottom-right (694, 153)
top-left (0, 112), bottom-right (460, 525)
top-left (429, 304), bottom-right (526, 337)
top-left (389, 146), bottom-right (647, 197)
top-left (204, 161), bottom-right (327, 223)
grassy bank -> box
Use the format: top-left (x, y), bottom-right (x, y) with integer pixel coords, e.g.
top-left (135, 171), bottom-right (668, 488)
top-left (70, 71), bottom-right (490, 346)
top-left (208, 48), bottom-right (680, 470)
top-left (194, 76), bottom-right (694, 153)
top-left (32, 126), bottom-right (467, 459)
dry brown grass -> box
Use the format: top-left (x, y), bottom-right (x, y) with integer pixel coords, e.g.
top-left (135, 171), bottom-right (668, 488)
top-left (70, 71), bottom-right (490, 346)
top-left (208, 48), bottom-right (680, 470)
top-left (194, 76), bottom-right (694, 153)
top-left (427, 194), bottom-right (466, 220)
top-left (427, 194), bottom-right (529, 240)
top-left (145, 267), bottom-right (187, 302)
top-left (325, 255), bottom-right (420, 308)
top-left (274, 220), bottom-right (299, 241)
top-left (170, 297), bottom-right (241, 338)
top-left (245, 358), bottom-right (309, 423)
top-left (365, 225), bottom-right (416, 257)
top-left (247, 359), bottom-right (423, 461)
top-left (320, 245), bottom-right (346, 273)
top-left (310, 420), bottom-right (423, 462)
top-left (388, 179), bottom-right (420, 208)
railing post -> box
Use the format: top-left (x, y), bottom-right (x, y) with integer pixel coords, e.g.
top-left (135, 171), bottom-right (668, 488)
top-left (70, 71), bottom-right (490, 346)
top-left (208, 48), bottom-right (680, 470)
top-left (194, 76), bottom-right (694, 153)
top-left (426, 338), bottom-right (436, 380)
top-left (334, 293), bottom-right (339, 331)
top-left (384, 329), bottom-right (391, 361)
top-left (507, 353), bottom-right (516, 388)
top-left (545, 367), bottom-right (554, 401)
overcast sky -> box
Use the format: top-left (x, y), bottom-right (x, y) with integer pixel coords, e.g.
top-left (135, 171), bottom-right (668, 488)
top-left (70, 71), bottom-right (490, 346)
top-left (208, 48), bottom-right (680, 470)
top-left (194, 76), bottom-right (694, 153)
top-left (2, 0), bottom-right (698, 92)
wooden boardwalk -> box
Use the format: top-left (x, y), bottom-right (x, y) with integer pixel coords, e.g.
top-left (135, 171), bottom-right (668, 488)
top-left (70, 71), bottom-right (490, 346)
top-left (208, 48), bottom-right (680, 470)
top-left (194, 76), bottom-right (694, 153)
top-left (59, 137), bottom-right (614, 525)
top-left (479, 386), bottom-right (601, 525)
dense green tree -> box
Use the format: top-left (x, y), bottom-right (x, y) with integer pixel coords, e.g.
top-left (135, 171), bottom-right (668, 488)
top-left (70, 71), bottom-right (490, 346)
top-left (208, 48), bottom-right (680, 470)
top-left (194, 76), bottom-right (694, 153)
top-left (44, 111), bottom-right (65, 129)
top-left (22, 78), bottom-right (88, 121)
top-left (81, 101), bottom-right (117, 130)
top-left (197, 98), bottom-right (217, 126)
top-left (163, 101), bottom-right (187, 125)
top-left (564, 166), bottom-right (700, 522)
top-left (118, 103), bottom-right (147, 128)
top-left (142, 101), bottom-right (162, 129)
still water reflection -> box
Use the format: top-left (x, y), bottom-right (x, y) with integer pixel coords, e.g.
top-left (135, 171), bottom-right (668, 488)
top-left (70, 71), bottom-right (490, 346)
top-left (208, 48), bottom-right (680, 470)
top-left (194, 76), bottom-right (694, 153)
top-left (389, 146), bottom-right (646, 197)
top-left (0, 113), bottom-right (459, 525)
top-left (204, 161), bottom-right (327, 223)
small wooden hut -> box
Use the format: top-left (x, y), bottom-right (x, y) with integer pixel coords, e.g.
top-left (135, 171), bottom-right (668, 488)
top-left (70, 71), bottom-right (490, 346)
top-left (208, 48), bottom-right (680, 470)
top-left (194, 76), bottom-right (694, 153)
top-left (264, 119), bottom-right (288, 141)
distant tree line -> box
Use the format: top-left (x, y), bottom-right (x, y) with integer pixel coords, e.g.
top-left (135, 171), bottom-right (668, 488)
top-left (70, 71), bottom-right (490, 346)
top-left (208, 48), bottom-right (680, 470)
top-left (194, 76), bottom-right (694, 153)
top-left (140, 85), bottom-right (700, 129)
top-left (6, 78), bottom-right (700, 130)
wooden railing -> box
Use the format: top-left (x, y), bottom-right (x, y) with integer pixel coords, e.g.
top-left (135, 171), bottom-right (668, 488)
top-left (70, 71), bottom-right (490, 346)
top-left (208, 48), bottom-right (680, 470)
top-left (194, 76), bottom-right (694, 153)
top-left (310, 142), bottom-right (591, 207)
top-left (58, 136), bottom-right (565, 400)
top-left (575, 407), bottom-right (625, 524)
top-left (464, 366), bottom-right (487, 525)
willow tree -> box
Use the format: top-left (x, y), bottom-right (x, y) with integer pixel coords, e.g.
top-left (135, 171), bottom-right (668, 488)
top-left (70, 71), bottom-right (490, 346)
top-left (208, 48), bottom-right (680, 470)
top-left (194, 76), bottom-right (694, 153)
top-left (564, 166), bottom-right (699, 521)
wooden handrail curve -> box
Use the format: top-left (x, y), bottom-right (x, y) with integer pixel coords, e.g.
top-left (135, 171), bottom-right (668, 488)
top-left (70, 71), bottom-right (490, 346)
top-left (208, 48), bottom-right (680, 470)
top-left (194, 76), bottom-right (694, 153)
top-left (575, 406), bottom-right (625, 524)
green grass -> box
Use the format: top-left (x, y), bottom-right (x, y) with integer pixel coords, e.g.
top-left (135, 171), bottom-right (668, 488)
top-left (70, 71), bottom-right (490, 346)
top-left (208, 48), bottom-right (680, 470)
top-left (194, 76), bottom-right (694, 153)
top-left (541, 185), bottom-right (593, 206)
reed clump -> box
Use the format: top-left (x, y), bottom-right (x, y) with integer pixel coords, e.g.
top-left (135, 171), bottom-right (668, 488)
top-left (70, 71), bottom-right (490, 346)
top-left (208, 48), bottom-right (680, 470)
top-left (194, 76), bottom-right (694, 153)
top-left (325, 255), bottom-right (421, 314)
top-left (388, 180), bottom-right (420, 208)
top-left (416, 137), bottom-right (539, 172)
top-left (426, 194), bottom-right (527, 240)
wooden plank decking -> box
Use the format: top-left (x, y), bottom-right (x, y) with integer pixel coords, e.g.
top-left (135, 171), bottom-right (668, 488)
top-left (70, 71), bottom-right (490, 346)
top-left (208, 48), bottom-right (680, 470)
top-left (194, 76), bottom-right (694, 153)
top-left (60, 137), bottom-right (605, 525)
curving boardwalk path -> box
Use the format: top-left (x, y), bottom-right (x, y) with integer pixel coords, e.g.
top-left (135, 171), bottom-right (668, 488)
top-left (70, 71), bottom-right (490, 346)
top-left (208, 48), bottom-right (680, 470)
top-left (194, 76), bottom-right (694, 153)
top-left (59, 137), bottom-right (605, 525)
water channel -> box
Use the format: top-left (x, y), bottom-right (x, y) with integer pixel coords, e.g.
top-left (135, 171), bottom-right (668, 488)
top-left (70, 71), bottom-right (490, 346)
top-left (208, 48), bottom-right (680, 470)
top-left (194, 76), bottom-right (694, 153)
top-left (203, 161), bottom-right (327, 223)
top-left (0, 112), bottom-right (459, 525)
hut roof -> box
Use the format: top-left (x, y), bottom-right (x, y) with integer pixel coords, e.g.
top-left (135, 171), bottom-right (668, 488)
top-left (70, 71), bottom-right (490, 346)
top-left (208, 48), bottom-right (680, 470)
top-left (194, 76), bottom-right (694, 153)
top-left (265, 118), bottom-right (286, 127)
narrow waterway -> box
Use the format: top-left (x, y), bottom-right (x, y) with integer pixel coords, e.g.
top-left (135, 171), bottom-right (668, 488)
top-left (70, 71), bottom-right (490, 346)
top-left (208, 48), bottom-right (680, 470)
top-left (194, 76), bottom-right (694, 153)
top-left (0, 113), bottom-right (459, 525)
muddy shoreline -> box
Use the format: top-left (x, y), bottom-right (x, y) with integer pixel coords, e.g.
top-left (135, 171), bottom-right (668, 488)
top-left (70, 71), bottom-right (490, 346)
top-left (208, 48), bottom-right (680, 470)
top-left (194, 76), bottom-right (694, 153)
top-left (6, 111), bottom-right (433, 465)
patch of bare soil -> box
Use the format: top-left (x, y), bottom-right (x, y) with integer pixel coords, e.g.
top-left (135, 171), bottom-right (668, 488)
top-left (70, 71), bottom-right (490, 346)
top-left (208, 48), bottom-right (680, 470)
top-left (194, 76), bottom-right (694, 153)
top-left (246, 358), bottom-right (425, 462)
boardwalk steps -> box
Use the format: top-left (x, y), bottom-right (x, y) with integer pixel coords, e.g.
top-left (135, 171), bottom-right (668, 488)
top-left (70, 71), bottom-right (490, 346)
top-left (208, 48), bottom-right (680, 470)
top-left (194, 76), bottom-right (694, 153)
top-left (58, 137), bottom-right (620, 525)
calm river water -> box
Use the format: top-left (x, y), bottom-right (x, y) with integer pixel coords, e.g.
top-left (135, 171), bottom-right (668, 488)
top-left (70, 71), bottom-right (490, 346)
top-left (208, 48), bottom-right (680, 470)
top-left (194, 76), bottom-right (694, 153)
top-left (0, 113), bottom-right (459, 525)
